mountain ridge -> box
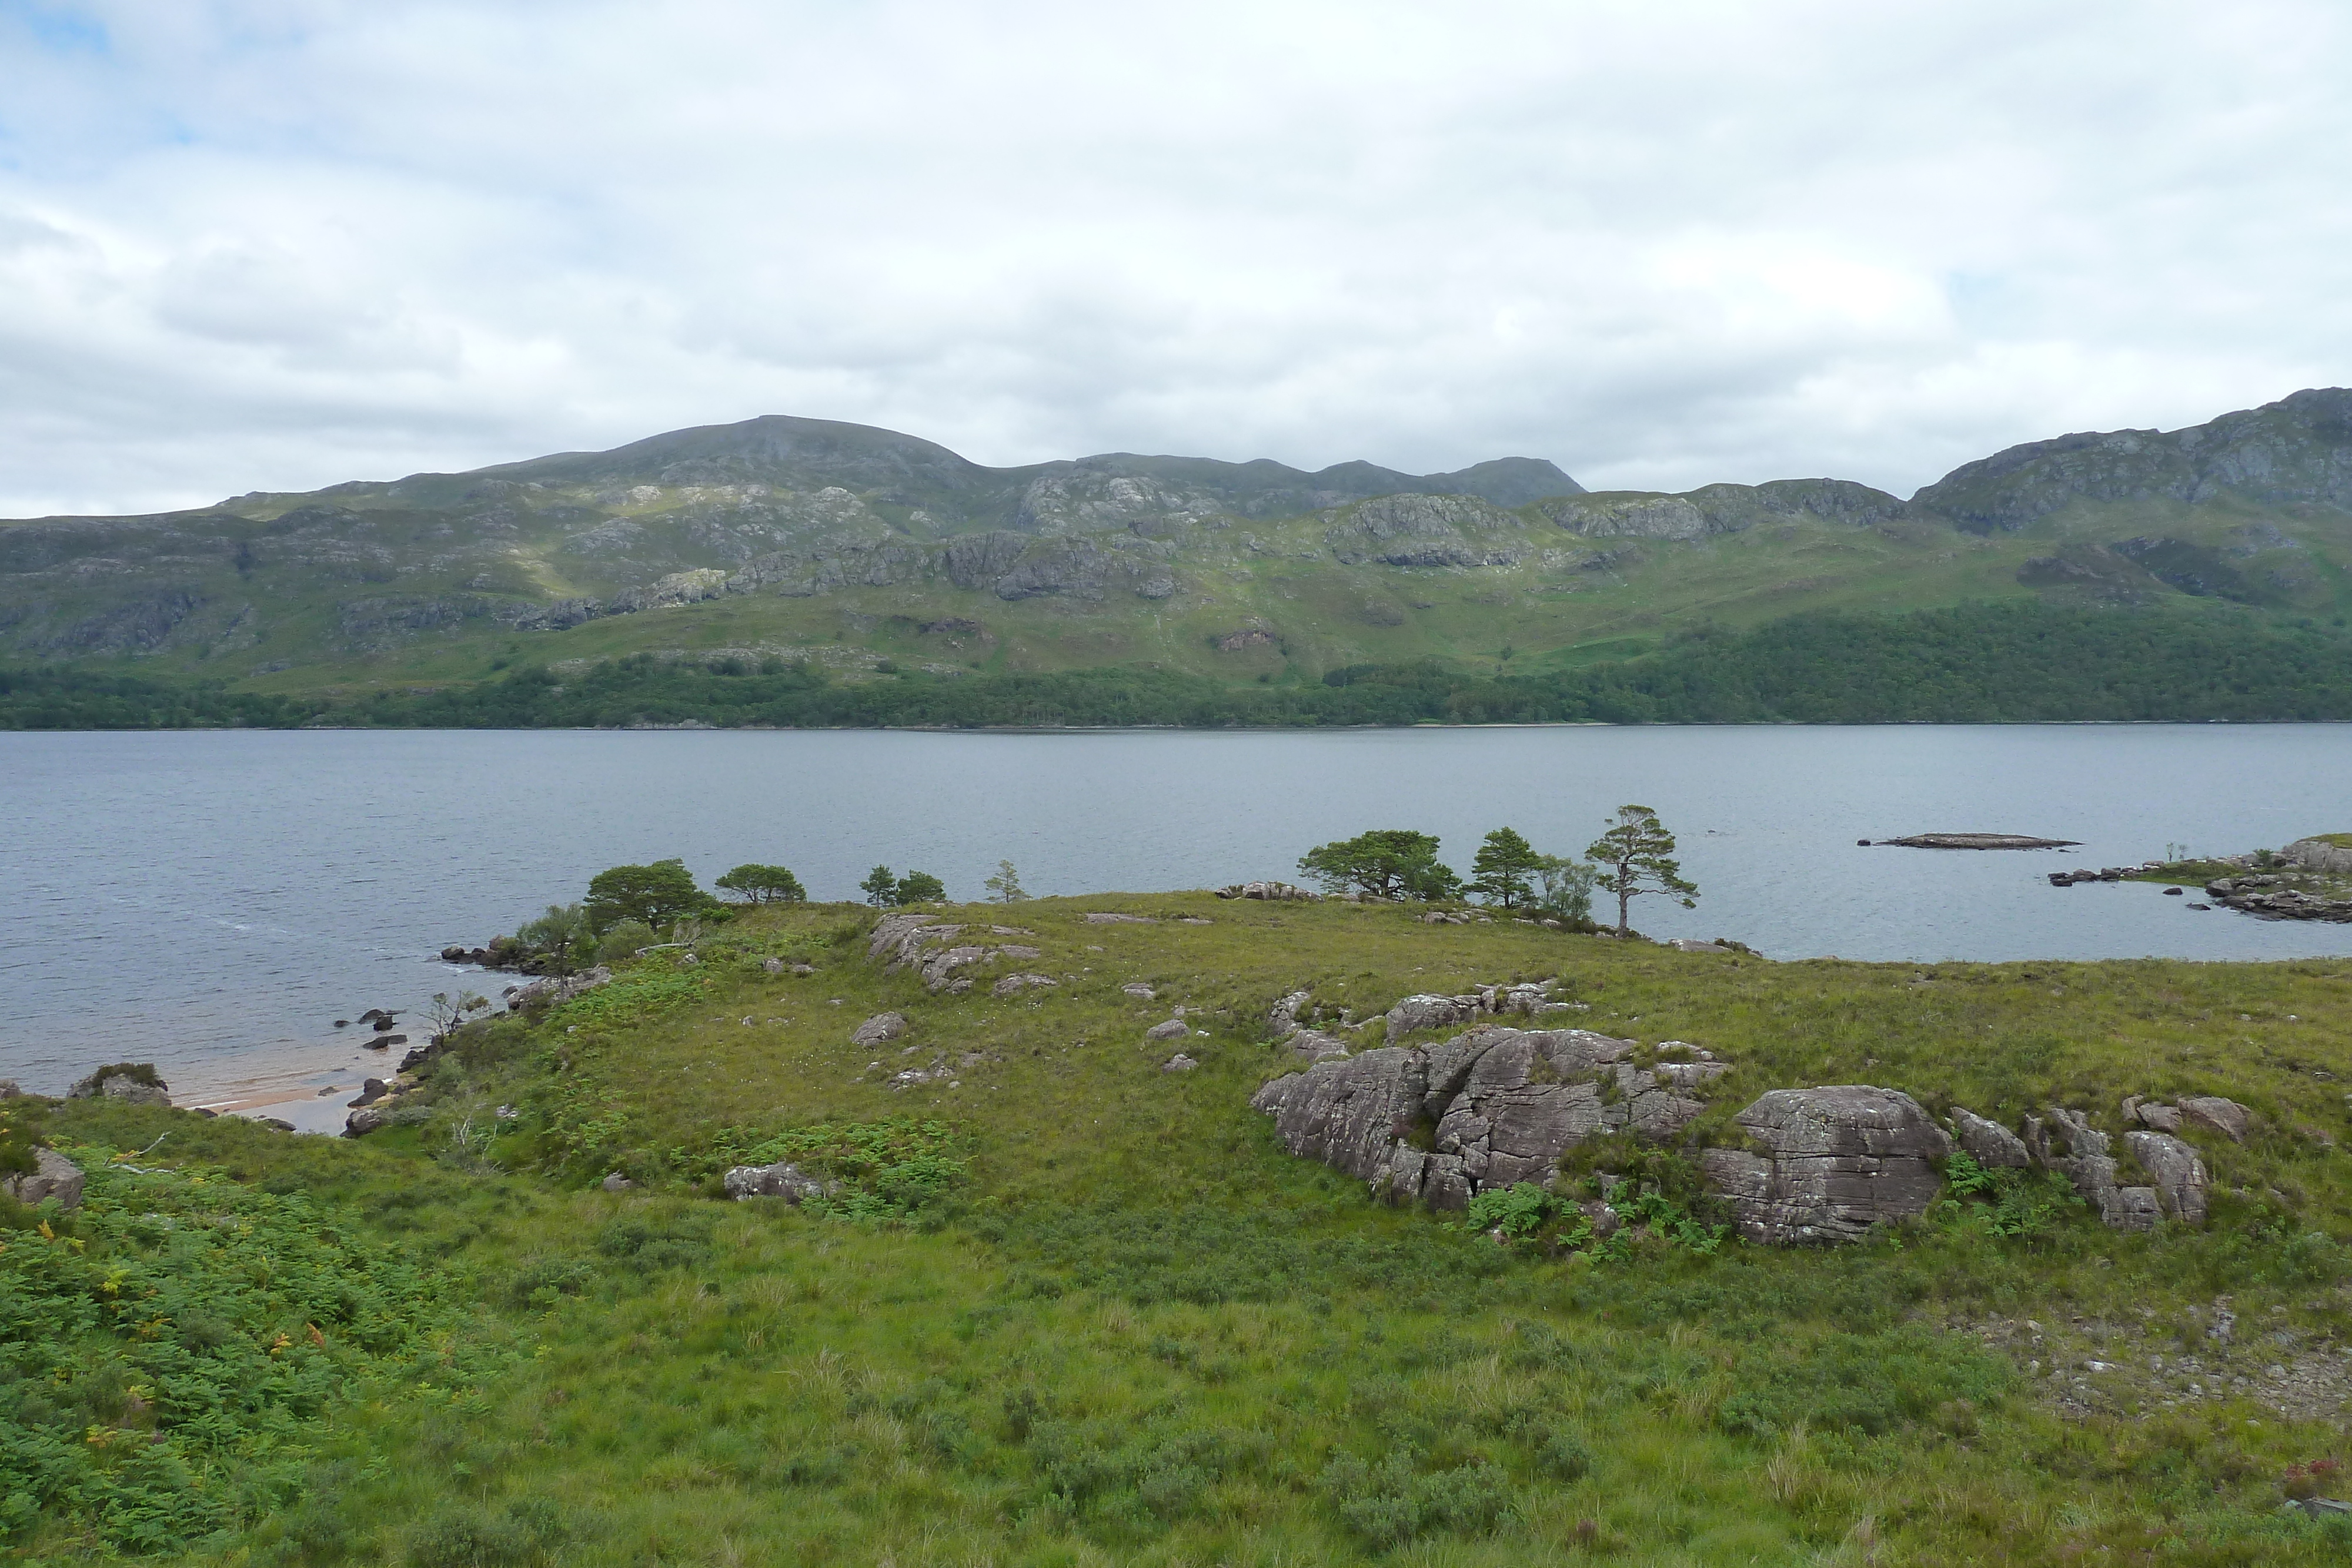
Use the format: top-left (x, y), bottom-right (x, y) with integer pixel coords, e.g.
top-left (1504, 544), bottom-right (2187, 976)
top-left (2, 389), bottom-right (2347, 696)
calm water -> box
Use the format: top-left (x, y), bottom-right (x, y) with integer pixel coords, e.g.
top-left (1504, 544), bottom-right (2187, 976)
top-left (4, 726), bottom-right (2348, 1126)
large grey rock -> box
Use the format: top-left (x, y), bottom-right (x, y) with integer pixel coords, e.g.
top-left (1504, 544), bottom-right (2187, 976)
top-left (1253, 1047), bottom-right (1430, 1184)
top-left (0, 1081), bottom-right (20, 1099)
top-left (1145, 1018), bottom-right (1189, 1041)
top-left (2177, 1096), bottom-right (2251, 1142)
top-left (344, 1106), bottom-right (389, 1136)
top-left (1950, 1107), bottom-right (2032, 1168)
top-left (1385, 994), bottom-right (1479, 1042)
top-left (991, 972), bottom-right (1057, 997)
top-left (2134, 1102), bottom-right (2183, 1133)
top-left (851, 1011), bottom-right (908, 1046)
top-left (2026, 1106), bottom-right (2122, 1215)
top-left (2284, 837), bottom-right (2352, 875)
top-left (1700, 1086), bottom-right (1950, 1245)
top-left (2125, 1129), bottom-right (2210, 1224)
top-left (724, 1161), bottom-right (834, 1202)
top-left (65, 1065), bottom-right (170, 1107)
top-left (2, 1148), bottom-right (84, 1209)
top-left (1257, 1025), bottom-right (1702, 1211)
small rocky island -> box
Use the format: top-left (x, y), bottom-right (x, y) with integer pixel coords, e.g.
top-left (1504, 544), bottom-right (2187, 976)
top-left (1865, 833), bottom-right (2080, 850)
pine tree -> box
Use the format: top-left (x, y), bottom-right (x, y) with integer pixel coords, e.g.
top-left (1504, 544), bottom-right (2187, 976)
top-left (1585, 804), bottom-right (1698, 937)
top-left (1469, 827), bottom-right (1542, 908)
top-left (860, 865), bottom-right (899, 907)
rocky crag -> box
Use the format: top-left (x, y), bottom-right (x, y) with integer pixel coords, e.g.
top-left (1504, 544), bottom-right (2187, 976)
top-left (1252, 979), bottom-right (2244, 1245)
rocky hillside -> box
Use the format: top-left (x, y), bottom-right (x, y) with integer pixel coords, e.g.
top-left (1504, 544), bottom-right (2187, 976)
top-left (3, 391), bottom-right (2349, 694)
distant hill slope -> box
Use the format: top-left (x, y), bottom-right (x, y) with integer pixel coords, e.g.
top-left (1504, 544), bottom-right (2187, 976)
top-left (1, 392), bottom-right (2347, 702)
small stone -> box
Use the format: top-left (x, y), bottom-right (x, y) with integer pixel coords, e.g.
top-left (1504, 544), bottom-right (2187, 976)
top-left (1162, 1054), bottom-right (1198, 1072)
top-left (601, 1172), bottom-right (634, 1192)
top-left (1122, 982), bottom-right (1158, 1001)
top-left (1145, 1018), bottom-right (1189, 1041)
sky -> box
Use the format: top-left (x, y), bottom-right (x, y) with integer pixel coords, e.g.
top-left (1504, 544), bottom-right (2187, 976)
top-left (2, 0), bottom-right (2349, 518)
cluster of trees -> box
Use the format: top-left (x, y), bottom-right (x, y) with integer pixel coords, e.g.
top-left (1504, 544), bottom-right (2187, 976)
top-left (860, 866), bottom-right (947, 907)
top-left (1295, 805), bottom-right (1697, 936)
top-left (9, 600), bottom-right (2352, 732)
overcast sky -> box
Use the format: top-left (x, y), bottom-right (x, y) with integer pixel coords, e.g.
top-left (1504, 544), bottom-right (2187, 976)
top-left (2, 0), bottom-right (2348, 517)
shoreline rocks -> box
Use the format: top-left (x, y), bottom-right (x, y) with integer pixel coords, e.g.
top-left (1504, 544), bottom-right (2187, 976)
top-left (66, 1064), bottom-right (170, 1107)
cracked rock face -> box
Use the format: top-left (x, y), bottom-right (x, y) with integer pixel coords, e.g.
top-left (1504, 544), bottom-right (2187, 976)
top-left (2124, 1129), bottom-right (2210, 1224)
top-left (1951, 1106), bottom-right (2033, 1168)
top-left (1252, 1025), bottom-right (1718, 1211)
top-left (851, 1011), bottom-right (908, 1047)
top-left (867, 911), bottom-right (1024, 994)
top-left (723, 1161), bottom-right (835, 1203)
top-left (1700, 1087), bottom-right (1951, 1245)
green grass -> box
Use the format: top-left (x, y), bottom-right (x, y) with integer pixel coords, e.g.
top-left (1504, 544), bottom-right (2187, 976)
top-left (15, 897), bottom-right (2352, 1562)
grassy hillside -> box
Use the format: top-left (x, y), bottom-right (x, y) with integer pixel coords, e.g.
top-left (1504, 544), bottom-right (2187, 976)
top-left (14, 894), bottom-right (2352, 1563)
top-left (4, 392), bottom-right (2350, 718)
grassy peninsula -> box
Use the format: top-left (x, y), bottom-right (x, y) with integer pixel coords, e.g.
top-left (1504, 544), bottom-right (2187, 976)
top-left (12, 893), bottom-right (2352, 1564)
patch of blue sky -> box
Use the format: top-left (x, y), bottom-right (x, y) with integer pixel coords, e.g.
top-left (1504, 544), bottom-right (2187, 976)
top-left (1, 1), bottom-right (109, 55)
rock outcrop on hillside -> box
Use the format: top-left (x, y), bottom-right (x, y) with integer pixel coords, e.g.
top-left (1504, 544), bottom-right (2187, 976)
top-left (1251, 1023), bottom-right (1717, 1211)
top-left (1700, 1088), bottom-right (1949, 1245)
top-left (2, 1148), bottom-right (85, 1210)
top-left (65, 1064), bottom-right (169, 1107)
top-left (867, 911), bottom-right (1041, 994)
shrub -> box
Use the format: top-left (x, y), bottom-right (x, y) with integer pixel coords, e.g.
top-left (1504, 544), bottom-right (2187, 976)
top-left (594, 920), bottom-right (659, 964)
top-left (1319, 1448), bottom-right (1513, 1549)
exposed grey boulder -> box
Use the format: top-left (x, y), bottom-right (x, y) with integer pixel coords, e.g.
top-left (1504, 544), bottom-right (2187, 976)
top-left (1215, 881), bottom-right (1319, 901)
top-left (2125, 1129), bottom-right (2210, 1225)
top-left (1950, 1107), bottom-right (2032, 1168)
top-left (2284, 837), bottom-right (2352, 875)
top-left (2135, 1102), bottom-right (2184, 1133)
top-left (851, 1011), bottom-right (908, 1047)
top-left (762, 957), bottom-right (786, 974)
top-left (1700, 1086), bottom-right (1950, 1245)
top-left (1145, 1018), bottom-right (1189, 1041)
top-left (723, 1161), bottom-right (834, 1202)
top-left (2026, 1107), bottom-right (2122, 1215)
top-left (343, 1106), bottom-right (389, 1136)
top-left (918, 945), bottom-right (991, 993)
top-left (1257, 1024), bottom-right (1710, 1211)
top-left (2177, 1096), bottom-right (2251, 1142)
top-left (1287, 1029), bottom-right (1353, 1062)
top-left (601, 1172), bottom-right (635, 1192)
top-left (991, 973), bottom-right (1057, 997)
top-left (1267, 990), bottom-right (1312, 1038)
top-left (66, 1065), bottom-right (170, 1107)
top-left (0, 1081), bottom-right (20, 1099)
top-left (1385, 994), bottom-right (1479, 1042)
top-left (1253, 1047), bottom-right (1430, 1184)
top-left (1162, 1054), bottom-right (1198, 1073)
top-left (1121, 982), bottom-right (1157, 1001)
top-left (2, 1148), bottom-right (84, 1209)
top-left (347, 1078), bottom-right (391, 1108)
top-left (1084, 912), bottom-right (1157, 924)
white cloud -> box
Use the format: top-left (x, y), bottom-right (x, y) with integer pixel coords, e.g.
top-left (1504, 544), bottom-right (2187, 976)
top-left (1, 0), bottom-right (2348, 515)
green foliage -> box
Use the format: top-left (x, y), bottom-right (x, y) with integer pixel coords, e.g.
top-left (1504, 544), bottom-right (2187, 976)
top-left (0, 1150), bottom-right (450, 1555)
top-left (514, 904), bottom-right (593, 973)
top-left (1532, 854), bottom-right (1599, 925)
top-left (1297, 829), bottom-right (1462, 901)
top-left (1318, 1447), bottom-right (1513, 1550)
top-left (1468, 826), bottom-right (1541, 908)
top-left (858, 865), bottom-right (898, 908)
top-left (1462, 1181), bottom-right (1563, 1239)
top-left (590, 920), bottom-right (657, 964)
top-left (1937, 1152), bottom-right (2084, 1238)
top-left (548, 970), bottom-right (703, 1032)
top-left (581, 859), bottom-right (706, 933)
top-left (894, 870), bottom-right (945, 904)
top-left (406, 1497), bottom-right (571, 1568)
top-left (713, 863), bottom-right (806, 904)
top-left (678, 1119), bottom-right (965, 1221)
top-left (983, 860), bottom-right (1027, 903)
top-left (1587, 803), bottom-right (1698, 935)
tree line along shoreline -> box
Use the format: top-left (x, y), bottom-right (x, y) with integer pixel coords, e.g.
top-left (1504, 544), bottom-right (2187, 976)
top-left (6, 599), bottom-right (2352, 731)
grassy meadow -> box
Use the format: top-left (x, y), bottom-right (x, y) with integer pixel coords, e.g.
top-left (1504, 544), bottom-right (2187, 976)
top-left (13, 894), bottom-right (2352, 1564)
